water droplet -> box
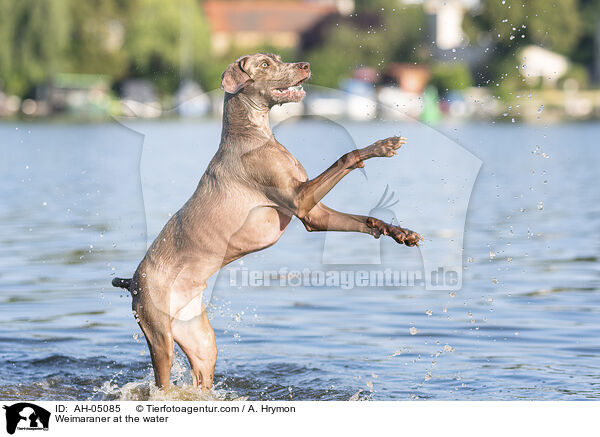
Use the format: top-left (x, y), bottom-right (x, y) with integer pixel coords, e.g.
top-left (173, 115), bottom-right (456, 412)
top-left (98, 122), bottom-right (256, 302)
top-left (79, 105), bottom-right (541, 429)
top-left (537, 201), bottom-right (544, 210)
top-left (443, 344), bottom-right (455, 353)
top-left (409, 327), bottom-right (418, 335)
top-left (349, 389), bottom-right (363, 401)
top-left (425, 309), bottom-right (433, 316)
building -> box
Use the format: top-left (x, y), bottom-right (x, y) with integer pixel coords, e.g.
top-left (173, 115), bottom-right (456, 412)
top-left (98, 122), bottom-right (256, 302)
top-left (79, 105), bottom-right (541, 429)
top-left (203, 0), bottom-right (347, 55)
top-left (519, 45), bottom-right (569, 86)
top-left (383, 63), bottom-right (431, 94)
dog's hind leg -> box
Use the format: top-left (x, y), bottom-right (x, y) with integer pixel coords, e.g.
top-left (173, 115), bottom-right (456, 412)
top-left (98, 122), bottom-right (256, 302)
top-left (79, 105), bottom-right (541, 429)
top-left (133, 292), bottom-right (174, 390)
top-left (172, 310), bottom-right (217, 391)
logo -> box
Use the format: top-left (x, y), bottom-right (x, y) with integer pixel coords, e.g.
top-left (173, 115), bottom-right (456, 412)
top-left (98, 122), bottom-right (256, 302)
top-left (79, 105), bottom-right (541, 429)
top-left (2, 403), bottom-right (50, 435)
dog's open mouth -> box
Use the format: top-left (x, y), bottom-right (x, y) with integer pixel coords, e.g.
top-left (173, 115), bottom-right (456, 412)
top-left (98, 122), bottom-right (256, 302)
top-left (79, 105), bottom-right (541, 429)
top-left (271, 79), bottom-right (307, 100)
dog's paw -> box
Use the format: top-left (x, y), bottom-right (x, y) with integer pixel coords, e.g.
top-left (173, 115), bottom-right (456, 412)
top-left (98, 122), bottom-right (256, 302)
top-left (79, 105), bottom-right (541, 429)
top-left (366, 218), bottom-right (422, 247)
top-left (366, 217), bottom-right (386, 237)
top-left (365, 136), bottom-right (406, 158)
top-left (395, 227), bottom-right (422, 247)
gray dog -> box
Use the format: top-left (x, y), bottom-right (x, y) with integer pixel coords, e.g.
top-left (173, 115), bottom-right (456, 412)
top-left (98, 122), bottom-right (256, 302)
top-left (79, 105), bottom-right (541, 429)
top-left (112, 53), bottom-right (422, 391)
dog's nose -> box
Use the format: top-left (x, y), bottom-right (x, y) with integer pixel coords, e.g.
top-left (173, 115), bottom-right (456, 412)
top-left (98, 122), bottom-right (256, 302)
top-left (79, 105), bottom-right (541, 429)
top-left (296, 62), bottom-right (310, 71)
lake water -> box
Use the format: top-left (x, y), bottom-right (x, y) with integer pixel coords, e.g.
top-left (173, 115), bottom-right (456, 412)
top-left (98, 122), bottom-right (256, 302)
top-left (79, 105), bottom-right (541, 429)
top-left (1, 118), bottom-right (599, 400)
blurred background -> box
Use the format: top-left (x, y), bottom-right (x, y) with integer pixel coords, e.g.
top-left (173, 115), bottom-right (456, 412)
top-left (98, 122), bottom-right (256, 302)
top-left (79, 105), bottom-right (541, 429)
top-left (2, 1), bottom-right (600, 401)
top-left (1, 0), bottom-right (599, 121)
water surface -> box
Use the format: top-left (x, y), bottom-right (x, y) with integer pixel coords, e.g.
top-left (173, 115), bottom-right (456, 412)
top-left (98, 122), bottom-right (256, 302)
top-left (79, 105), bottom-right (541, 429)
top-left (1, 119), bottom-right (599, 400)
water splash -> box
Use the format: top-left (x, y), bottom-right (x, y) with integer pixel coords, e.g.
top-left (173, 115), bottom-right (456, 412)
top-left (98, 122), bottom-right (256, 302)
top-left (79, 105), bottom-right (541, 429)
top-left (96, 358), bottom-right (245, 401)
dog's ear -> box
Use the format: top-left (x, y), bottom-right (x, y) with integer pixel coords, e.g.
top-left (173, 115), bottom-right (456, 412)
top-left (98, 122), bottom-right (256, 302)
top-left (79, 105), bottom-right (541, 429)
top-left (221, 56), bottom-right (252, 94)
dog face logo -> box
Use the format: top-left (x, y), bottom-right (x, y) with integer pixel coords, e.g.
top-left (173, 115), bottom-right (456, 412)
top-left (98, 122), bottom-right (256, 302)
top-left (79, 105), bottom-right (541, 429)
top-left (2, 403), bottom-right (50, 435)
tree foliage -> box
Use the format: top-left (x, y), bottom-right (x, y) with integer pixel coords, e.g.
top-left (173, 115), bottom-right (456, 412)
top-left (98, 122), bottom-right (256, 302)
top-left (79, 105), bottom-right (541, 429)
top-left (431, 62), bottom-right (473, 95)
top-left (66, 1), bottom-right (135, 79)
top-left (474, 0), bottom-right (581, 54)
top-left (0, 0), bottom-right (598, 98)
top-left (465, 0), bottom-right (588, 90)
top-left (124, 0), bottom-right (211, 93)
top-left (0, 0), bottom-right (212, 97)
top-left (0, 0), bottom-right (71, 96)
top-left (303, 4), bottom-right (427, 88)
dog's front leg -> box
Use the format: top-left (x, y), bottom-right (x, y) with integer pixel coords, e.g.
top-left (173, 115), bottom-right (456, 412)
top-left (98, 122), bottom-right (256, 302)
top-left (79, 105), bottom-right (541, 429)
top-left (294, 136), bottom-right (406, 218)
top-left (301, 203), bottom-right (422, 247)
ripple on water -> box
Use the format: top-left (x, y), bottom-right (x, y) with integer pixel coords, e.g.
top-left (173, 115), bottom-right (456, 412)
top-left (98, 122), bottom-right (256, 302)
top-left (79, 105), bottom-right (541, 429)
top-left (2, 121), bottom-right (600, 400)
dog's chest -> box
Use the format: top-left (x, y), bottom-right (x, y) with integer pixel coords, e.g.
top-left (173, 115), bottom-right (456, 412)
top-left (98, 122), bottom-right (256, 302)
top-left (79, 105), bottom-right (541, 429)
top-left (252, 143), bottom-right (308, 185)
top-left (226, 205), bottom-right (291, 258)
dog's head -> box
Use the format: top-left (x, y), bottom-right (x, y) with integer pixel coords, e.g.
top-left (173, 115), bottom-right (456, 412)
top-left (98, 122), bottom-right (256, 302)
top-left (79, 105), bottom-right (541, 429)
top-left (221, 53), bottom-right (311, 106)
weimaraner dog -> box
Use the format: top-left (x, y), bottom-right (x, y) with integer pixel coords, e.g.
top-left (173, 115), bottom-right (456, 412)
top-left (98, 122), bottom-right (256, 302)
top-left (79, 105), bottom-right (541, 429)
top-left (113, 53), bottom-right (422, 391)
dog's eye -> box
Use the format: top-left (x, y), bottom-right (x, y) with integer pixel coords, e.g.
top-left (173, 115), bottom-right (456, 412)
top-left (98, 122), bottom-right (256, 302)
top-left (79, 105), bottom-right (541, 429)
top-left (261, 62), bottom-right (269, 68)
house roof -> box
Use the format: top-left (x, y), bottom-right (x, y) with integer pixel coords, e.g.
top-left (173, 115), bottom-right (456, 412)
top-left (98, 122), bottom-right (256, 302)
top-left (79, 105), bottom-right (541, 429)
top-left (204, 1), bottom-right (337, 33)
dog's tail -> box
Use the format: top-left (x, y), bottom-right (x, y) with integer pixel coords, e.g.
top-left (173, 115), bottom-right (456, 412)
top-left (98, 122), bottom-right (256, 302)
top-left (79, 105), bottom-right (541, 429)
top-left (112, 277), bottom-right (132, 291)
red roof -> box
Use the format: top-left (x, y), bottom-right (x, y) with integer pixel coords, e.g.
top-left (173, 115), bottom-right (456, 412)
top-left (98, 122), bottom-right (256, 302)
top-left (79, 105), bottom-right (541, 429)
top-left (204, 1), bottom-right (337, 33)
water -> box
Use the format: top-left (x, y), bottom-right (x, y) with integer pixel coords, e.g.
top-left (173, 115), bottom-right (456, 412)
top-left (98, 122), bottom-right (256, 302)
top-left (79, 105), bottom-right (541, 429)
top-left (1, 119), bottom-right (599, 400)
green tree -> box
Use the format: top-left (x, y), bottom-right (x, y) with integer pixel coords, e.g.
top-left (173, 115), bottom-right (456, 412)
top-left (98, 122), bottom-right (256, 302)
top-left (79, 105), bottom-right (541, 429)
top-left (0, 0), bottom-right (15, 91)
top-left (473, 0), bottom-right (581, 54)
top-left (65, 0), bottom-right (135, 79)
top-left (383, 5), bottom-right (428, 63)
top-left (430, 62), bottom-right (473, 95)
top-left (304, 24), bottom-right (384, 88)
top-left (466, 0), bottom-right (583, 91)
top-left (303, 4), bottom-right (427, 88)
top-left (571, 0), bottom-right (600, 70)
top-left (528, 0), bottom-right (581, 54)
top-left (0, 0), bottom-right (70, 96)
top-left (124, 0), bottom-right (211, 93)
